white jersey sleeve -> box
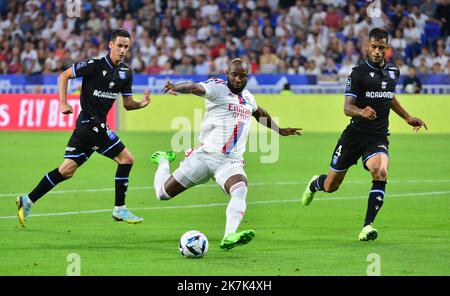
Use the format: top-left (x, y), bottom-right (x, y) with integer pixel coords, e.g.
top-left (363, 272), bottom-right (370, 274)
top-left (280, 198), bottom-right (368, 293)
top-left (198, 77), bottom-right (226, 101)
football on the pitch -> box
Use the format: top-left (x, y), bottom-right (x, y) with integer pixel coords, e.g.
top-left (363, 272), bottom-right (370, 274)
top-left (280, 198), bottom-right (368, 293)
top-left (179, 230), bottom-right (209, 258)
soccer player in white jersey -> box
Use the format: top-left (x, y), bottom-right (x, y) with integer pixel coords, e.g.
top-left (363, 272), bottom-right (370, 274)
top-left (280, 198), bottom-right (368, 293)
top-left (151, 59), bottom-right (301, 250)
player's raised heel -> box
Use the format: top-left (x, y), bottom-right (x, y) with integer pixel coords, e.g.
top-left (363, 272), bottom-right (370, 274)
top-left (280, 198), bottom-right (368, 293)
top-left (16, 195), bottom-right (31, 228)
top-left (151, 151), bottom-right (176, 164)
top-left (112, 208), bottom-right (144, 224)
top-left (302, 175), bottom-right (319, 206)
top-left (220, 229), bottom-right (256, 251)
top-left (359, 224), bottom-right (378, 241)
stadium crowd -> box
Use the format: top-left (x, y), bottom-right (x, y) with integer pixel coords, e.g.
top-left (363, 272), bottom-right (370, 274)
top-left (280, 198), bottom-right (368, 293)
top-left (0, 0), bottom-right (449, 82)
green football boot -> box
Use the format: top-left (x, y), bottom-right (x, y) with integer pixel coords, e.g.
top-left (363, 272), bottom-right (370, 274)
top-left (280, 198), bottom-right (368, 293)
top-left (359, 224), bottom-right (378, 241)
top-left (302, 175), bottom-right (319, 206)
top-left (151, 151), bottom-right (176, 164)
top-left (220, 229), bottom-right (256, 251)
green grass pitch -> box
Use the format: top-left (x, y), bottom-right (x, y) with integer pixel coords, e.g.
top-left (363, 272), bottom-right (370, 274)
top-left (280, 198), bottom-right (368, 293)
top-left (0, 130), bottom-right (449, 275)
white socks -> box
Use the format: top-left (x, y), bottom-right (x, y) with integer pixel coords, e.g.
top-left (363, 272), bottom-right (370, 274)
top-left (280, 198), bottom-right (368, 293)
top-left (154, 158), bottom-right (171, 200)
top-left (224, 182), bottom-right (247, 237)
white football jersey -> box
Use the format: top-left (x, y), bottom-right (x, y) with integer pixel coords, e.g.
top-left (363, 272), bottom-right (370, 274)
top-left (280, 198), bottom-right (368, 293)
top-left (198, 77), bottom-right (258, 159)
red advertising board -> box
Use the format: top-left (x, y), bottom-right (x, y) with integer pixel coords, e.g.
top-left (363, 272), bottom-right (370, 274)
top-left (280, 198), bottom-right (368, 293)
top-left (0, 94), bottom-right (116, 130)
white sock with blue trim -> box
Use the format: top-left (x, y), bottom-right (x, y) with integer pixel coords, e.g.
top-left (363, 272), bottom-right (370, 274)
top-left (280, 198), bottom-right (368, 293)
top-left (224, 182), bottom-right (247, 237)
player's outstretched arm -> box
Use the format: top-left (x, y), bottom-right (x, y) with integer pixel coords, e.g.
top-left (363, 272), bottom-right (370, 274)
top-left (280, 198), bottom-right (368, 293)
top-left (163, 81), bottom-right (206, 97)
top-left (391, 95), bottom-right (427, 132)
top-left (59, 67), bottom-right (75, 115)
top-left (122, 89), bottom-right (151, 110)
top-left (252, 106), bottom-right (302, 136)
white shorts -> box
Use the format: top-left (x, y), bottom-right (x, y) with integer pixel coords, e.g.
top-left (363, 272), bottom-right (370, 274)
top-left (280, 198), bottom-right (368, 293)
top-left (172, 149), bottom-right (246, 193)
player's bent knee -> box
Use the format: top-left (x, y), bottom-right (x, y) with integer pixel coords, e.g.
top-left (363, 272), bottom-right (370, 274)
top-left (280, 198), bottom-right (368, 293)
top-left (370, 165), bottom-right (388, 179)
top-left (224, 175), bottom-right (247, 194)
top-left (59, 168), bottom-right (76, 179)
top-left (121, 155), bottom-right (134, 165)
top-left (229, 181), bottom-right (247, 196)
top-left (374, 168), bottom-right (388, 180)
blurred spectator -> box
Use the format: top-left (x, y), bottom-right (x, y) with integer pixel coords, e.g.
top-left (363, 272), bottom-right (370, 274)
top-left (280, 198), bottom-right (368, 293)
top-left (420, 0), bottom-right (438, 20)
top-left (434, 46), bottom-right (449, 69)
top-left (277, 59), bottom-right (288, 74)
top-left (434, 0), bottom-right (450, 38)
top-left (263, 26), bottom-right (278, 49)
top-left (259, 45), bottom-right (278, 74)
top-left (394, 56), bottom-right (409, 74)
top-left (214, 47), bottom-right (229, 73)
top-left (305, 60), bottom-right (321, 75)
top-left (310, 47), bottom-right (326, 69)
top-left (391, 29), bottom-right (407, 59)
top-left (145, 56), bottom-right (164, 74)
top-left (343, 4), bottom-right (360, 24)
top-left (288, 0), bottom-right (309, 30)
top-left (413, 47), bottom-right (434, 68)
top-left (324, 4), bottom-right (343, 30)
top-left (342, 41), bottom-right (359, 65)
top-left (194, 54), bottom-right (210, 75)
top-left (342, 15), bottom-right (358, 43)
top-left (0, 0), bottom-right (447, 78)
top-left (87, 11), bottom-right (102, 34)
top-left (431, 61), bottom-right (443, 74)
top-left (322, 0), bottom-right (346, 8)
top-left (403, 17), bottom-right (422, 62)
top-left (275, 17), bottom-right (293, 38)
top-left (289, 43), bottom-right (307, 66)
top-left (174, 55), bottom-right (195, 74)
top-left (410, 5), bottom-right (429, 35)
top-left (337, 57), bottom-right (355, 82)
top-left (56, 20), bottom-right (72, 41)
top-left (445, 60), bottom-right (450, 74)
top-left (287, 58), bottom-right (306, 74)
top-left (416, 57), bottom-right (430, 74)
top-left (390, 4), bottom-right (406, 31)
top-left (249, 52), bottom-right (260, 74)
top-left (310, 3), bottom-right (326, 27)
top-left (21, 41), bottom-right (41, 74)
top-left (403, 66), bottom-right (422, 93)
top-left (326, 36), bottom-right (343, 64)
top-left (156, 27), bottom-right (176, 49)
top-left (321, 57), bottom-right (338, 80)
top-left (131, 51), bottom-right (146, 72)
top-left (201, 0), bottom-right (220, 24)
top-left (0, 60), bottom-right (9, 74)
top-left (197, 17), bottom-right (215, 41)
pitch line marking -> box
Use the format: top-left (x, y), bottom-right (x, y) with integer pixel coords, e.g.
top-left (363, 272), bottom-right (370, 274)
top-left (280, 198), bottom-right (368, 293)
top-left (0, 190), bottom-right (449, 219)
top-left (1, 179), bottom-right (449, 198)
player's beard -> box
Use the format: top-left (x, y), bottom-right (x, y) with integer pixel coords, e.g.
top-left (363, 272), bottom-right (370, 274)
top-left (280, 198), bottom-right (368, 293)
top-left (227, 80), bottom-right (246, 94)
top-left (369, 54), bottom-right (384, 67)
